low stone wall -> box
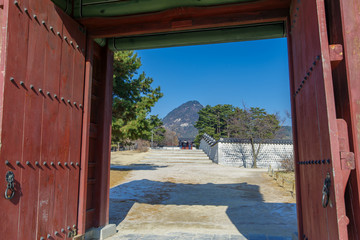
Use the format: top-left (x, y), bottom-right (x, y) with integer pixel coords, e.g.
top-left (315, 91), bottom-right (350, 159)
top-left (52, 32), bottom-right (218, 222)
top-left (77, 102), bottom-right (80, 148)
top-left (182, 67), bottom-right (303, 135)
top-left (200, 134), bottom-right (293, 169)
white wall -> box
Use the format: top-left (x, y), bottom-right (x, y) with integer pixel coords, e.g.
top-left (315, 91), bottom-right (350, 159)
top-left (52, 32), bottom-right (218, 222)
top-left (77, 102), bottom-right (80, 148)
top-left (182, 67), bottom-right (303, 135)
top-left (200, 136), bottom-right (293, 169)
top-left (200, 138), bottom-right (219, 163)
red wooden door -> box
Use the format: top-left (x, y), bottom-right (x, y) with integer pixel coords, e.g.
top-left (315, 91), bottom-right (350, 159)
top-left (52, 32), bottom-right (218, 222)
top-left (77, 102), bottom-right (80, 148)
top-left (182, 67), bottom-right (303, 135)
top-left (0, 0), bottom-right (86, 239)
top-left (288, 0), bottom-right (353, 239)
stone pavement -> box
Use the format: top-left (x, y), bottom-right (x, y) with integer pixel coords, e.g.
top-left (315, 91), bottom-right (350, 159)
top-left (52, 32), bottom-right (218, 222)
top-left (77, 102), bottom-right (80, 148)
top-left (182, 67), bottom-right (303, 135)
top-left (110, 233), bottom-right (292, 240)
top-left (107, 149), bottom-right (297, 240)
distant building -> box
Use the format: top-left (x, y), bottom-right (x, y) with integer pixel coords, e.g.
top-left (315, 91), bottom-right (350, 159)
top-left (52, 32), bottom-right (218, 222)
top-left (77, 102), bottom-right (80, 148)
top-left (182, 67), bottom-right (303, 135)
top-left (178, 138), bottom-right (195, 149)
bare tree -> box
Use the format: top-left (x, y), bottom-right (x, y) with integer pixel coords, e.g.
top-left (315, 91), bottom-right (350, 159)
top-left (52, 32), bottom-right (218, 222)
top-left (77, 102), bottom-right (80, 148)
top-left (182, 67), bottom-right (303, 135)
top-left (162, 128), bottom-right (179, 146)
top-left (280, 152), bottom-right (294, 171)
top-left (230, 107), bottom-right (281, 168)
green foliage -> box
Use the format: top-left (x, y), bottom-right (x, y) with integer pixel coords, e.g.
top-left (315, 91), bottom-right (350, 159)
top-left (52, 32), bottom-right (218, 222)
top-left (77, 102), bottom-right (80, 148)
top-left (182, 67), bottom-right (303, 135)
top-left (149, 115), bottom-right (166, 147)
top-left (148, 114), bottom-right (163, 128)
top-left (194, 104), bottom-right (235, 146)
top-left (112, 51), bottom-right (163, 144)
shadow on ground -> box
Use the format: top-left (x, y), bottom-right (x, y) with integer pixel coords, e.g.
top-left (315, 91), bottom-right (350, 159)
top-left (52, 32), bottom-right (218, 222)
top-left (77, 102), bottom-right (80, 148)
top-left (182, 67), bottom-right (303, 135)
top-left (110, 164), bottom-right (167, 171)
top-left (109, 179), bottom-right (297, 238)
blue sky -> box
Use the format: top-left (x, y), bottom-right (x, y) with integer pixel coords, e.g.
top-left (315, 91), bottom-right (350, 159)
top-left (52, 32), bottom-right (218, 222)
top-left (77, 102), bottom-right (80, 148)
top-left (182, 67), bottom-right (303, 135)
top-left (136, 38), bottom-right (291, 125)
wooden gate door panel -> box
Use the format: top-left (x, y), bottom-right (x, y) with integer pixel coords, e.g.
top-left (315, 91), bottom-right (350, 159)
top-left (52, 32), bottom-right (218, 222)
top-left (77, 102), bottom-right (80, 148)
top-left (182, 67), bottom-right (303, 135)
top-left (0, 0), bottom-right (86, 239)
top-left (0, 0), bottom-right (29, 238)
top-left (64, 11), bottom-right (87, 234)
top-left (19, 0), bottom-right (47, 238)
top-left (38, 3), bottom-right (62, 237)
top-left (289, 0), bottom-right (350, 239)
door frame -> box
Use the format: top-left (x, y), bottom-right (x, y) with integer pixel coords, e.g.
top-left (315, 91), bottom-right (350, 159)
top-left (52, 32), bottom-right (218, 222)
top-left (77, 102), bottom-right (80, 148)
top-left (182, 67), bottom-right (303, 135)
top-left (78, 38), bottom-right (114, 234)
top-left (75, 0), bottom-right (360, 238)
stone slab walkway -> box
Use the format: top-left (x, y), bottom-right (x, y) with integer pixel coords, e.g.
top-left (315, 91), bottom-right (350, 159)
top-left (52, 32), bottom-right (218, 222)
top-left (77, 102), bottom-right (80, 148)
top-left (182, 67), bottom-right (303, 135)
top-left (110, 233), bottom-right (292, 240)
top-left (107, 150), bottom-right (297, 240)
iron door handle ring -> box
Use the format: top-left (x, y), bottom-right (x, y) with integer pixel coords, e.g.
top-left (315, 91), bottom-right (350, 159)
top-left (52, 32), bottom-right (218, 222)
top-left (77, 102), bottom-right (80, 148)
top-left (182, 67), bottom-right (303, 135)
top-left (322, 173), bottom-right (331, 208)
top-left (5, 183), bottom-right (15, 200)
top-left (322, 186), bottom-right (329, 208)
top-left (4, 171), bottom-right (15, 200)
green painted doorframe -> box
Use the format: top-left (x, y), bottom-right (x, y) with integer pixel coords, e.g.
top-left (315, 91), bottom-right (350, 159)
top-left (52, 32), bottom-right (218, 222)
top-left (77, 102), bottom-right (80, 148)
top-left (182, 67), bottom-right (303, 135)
top-left (107, 22), bottom-right (286, 51)
top-left (53, 0), bottom-right (257, 18)
top-left (52, 0), bottom-right (288, 50)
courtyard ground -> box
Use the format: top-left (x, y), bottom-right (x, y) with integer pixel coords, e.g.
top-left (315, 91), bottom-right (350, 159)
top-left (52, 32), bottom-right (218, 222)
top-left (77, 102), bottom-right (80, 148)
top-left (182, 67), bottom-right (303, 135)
top-left (107, 150), bottom-right (297, 240)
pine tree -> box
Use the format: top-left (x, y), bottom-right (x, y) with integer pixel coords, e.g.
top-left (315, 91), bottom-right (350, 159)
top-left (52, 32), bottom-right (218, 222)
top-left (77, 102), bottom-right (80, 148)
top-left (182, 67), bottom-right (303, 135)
top-left (112, 51), bottom-right (163, 145)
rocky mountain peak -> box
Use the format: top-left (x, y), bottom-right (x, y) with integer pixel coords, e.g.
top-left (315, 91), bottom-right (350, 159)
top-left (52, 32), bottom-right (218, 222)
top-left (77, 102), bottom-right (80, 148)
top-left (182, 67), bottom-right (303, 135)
top-left (163, 100), bottom-right (203, 138)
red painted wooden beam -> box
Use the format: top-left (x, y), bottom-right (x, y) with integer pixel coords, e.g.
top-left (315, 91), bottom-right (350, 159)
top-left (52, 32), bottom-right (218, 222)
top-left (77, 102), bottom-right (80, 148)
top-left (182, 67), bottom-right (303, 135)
top-left (286, 15), bottom-right (304, 239)
top-left (98, 47), bottom-right (114, 227)
top-left (79, 0), bottom-right (290, 38)
top-left (78, 38), bottom-right (94, 235)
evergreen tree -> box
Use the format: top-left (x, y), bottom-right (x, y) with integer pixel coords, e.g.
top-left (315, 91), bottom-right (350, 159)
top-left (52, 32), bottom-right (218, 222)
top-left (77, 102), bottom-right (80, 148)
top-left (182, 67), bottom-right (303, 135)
top-left (149, 115), bottom-right (166, 147)
top-left (112, 51), bottom-right (163, 145)
top-left (194, 104), bottom-right (235, 146)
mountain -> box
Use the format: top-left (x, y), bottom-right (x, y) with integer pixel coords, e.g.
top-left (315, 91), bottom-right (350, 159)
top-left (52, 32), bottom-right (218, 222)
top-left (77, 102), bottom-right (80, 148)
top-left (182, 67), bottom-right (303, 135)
top-left (163, 100), bottom-right (203, 138)
top-left (275, 126), bottom-right (293, 140)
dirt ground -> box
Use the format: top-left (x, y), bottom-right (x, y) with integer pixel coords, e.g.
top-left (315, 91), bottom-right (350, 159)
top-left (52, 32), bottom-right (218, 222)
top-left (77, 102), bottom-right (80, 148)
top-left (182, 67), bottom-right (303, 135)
top-left (108, 150), bottom-right (297, 239)
top-left (110, 150), bottom-right (295, 203)
top-left (268, 170), bottom-right (296, 198)
top-left (110, 151), bottom-right (150, 188)
top-left (111, 151), bottom-right (149, 165)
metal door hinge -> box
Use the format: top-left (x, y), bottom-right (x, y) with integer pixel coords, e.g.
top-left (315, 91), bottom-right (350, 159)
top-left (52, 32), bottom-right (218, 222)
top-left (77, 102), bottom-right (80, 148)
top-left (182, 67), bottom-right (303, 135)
top-left (329, 44), bottom-right (343, 69)
top-left (337, 119), bottom-right (355, 170)
top-left (340, 151), bottom-right (355, 170)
